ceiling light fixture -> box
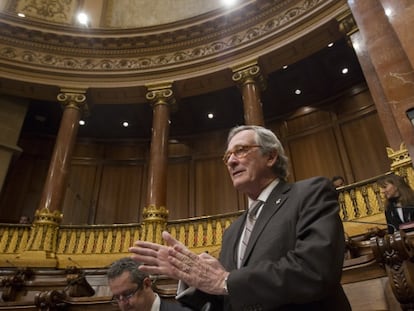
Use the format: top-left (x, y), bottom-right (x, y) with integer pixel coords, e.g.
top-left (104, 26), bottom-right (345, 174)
top-left (295, 89), bottom-right (302, 95)
top-left (208, 113), bottom-right (214, 119)
top-left (17, 13), bottom-right (25, 18)
top-left (328, 42), bottom-right (334, 48)
top-left (122, 121), bottom-right (129, 127)
top-left (77, 12), bottom-right (89, 26)
top-left (282, 65), bottom-right (288, 69)
top-left (384, 8), bottom-right (392, 17)
top-left (222, 0), bottom-right (237, 6)
top-left (79, 120), bottom-right (85, 126)
top-left (341, 68), bottom-right (349, 74)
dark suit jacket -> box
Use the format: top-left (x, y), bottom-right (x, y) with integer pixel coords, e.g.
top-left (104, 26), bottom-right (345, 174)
top-left (385, 200), bottom-right (414, 233)
top-left (178, 177), bottom-right (351, 311)
top-left (160, 298), bottom-right (193, 311)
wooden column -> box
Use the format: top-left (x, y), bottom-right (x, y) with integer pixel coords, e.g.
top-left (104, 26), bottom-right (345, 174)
top-left (232, 61), bottom-right (266, 126)
top-left (143, 82), bottom-right (175, 243)
top-left (343, 2), bottom-right (414, 160)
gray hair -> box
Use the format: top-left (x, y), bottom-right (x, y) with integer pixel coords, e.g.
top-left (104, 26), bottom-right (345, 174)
top-left (227, 125), bottom-right (289, 180)
top-left (107, 257), bottom-right (148, 288)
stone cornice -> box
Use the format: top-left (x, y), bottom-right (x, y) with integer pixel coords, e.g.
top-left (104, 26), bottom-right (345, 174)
top-left (0, 0), bottom-right (342, 77)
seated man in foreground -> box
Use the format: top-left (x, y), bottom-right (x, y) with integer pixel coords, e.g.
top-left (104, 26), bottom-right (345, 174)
top-left (107, 257), bottom-right (191, 311)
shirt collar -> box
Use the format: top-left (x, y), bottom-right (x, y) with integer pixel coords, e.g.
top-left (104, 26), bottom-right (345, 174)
top-left (151, 293), bottom-right (160, 311)
top-left (248, 178), bottom-right (279, 207)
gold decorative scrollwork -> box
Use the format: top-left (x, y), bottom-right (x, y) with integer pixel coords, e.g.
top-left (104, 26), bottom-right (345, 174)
top-left (232, 62), bottom-right (266, 90)
top-left (57, 89), bottom-right (88, 116)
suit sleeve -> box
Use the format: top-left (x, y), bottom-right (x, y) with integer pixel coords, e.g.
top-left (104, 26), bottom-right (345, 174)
top-left (227, 177), bottom-right (346, 309)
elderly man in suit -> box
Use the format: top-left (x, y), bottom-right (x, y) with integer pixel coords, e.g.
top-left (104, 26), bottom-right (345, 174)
top-left (129, 125), bottom-right (351, 311)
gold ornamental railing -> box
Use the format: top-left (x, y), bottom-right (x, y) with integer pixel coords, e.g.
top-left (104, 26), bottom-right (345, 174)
top-left (0, 212), bottom-right (241, 268)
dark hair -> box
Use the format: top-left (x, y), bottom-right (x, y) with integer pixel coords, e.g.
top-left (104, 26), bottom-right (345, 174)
top-left (107, 257), bottom-right (148, 288)
top-left (227, 125), bottom-right (289, 180)
top-left (377, 174), bottom-right (414, 208)
top-left (332, 176), bottom-right (345, 183)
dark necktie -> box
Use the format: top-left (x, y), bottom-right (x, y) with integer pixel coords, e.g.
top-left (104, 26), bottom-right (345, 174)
top-left (238, 200), bottom-right (263, 267)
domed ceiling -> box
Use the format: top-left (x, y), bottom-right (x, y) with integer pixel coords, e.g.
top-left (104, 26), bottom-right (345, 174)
top-left (0, 0), bottom-right (364, 139)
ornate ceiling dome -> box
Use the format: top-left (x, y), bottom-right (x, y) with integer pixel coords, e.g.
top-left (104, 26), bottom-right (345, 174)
top-left (0, 0), bottom-right (350, 95)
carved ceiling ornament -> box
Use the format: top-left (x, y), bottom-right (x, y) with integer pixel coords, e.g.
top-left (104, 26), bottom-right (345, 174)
top-left (9, 0), bottom-right (78, 25)
top-left (0, 0), bottom-right (341, 79)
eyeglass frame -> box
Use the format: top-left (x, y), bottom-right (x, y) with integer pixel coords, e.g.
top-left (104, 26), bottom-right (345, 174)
top-left (222, 144), bottom-right (261, 164)
top-left (111, 285), bottom-right (142, 304)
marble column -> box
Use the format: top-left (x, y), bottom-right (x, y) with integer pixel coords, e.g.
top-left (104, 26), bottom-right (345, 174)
top-left (143, 82), bottom-right (175, 243)
top-left (0, 95), bottom-right (28, 193)
top-left (232, 61), bottom-right (266, 126)
top-left (379, 0), bottom-right (414, 69)
top-left (37, 89), bottom-right (87, 214)
top-left (345, 1), bottom-right (414, 160)
top-left (16, 89), bottom-right (87, 267)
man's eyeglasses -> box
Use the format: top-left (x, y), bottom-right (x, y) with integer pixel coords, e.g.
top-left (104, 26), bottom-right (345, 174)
top-left (223, 145), bottom-right (260, 164)
top-left (112, 286), bottom-right (141, 304)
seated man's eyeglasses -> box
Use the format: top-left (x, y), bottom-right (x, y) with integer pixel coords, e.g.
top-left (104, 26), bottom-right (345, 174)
top-left (112, 286), bottom-right (141, 304)
top-left (223, 145), bottom-right (260, 164)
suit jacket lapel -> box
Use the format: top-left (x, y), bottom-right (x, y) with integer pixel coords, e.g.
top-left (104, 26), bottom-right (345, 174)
top-left (240, 181), bottom-right (291, 267)
top-left (222, 212), bottom-right (247, 269)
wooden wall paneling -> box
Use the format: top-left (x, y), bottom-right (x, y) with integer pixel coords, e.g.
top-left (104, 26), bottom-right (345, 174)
top-left (191, 130), bottom-right (227, 157)
top-left (194, 157), bottom-right (240, 216)
top-left (268, 121), bottom-right (297, 182)
top-left (287, 128), bottom-right (343, 181)
top-left (340, 112), bottom-right (391, 181)
top-left (61, 163), bottom-right (100, 225)
top-left (283, 108), bottom-right (332, 137)
top-left (329, 98), bottom-right (353, 183)
top-left (333, 88), bottom-right (387, 183)
top-left (167, 159), bottom-right (190, 220)
top-left (0, 135), bottom-right (54, 222)
top-left (73, 142), bottom-right (105, 159)
top-left (104, 143), bottom-right (147, 161)
top-left (334, 87), bottom-right (374, 116)
top-left (139, 162), bottom-right (149, 223)
top-left (95, 163), bottom-right (144, 224)
top-left (0, 154), bottom-right (48, 222)
top-left (64, 142), bottom-right (106, 225)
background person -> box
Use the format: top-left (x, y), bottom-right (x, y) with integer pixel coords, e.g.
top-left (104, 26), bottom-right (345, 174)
top-left (129, 125), bottom-right (351, 311)
top-left (107, 257), bottom-right (191, 311)
top-left (377, 174), bottom-right (414, 233)
top-left (332, 175), bottom-right (345, 188)
top-left (19, 215), bottom-right (30, 224)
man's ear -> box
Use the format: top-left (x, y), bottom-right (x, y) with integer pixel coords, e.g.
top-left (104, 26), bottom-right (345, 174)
top-left (267, 151), bottom-right (278, 166)
top-left (143, 277), bottom-right (152, 288)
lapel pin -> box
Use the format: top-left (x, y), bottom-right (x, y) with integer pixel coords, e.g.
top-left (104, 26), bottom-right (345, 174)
top-left (276, 198), bottom-right (281, 204)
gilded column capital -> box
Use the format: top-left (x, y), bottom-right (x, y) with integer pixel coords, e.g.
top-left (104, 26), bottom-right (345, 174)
top-left (57, 88), bottom-right (88, 114)
top-left (232, 61), bottom-right (266, 90)
top-left (337, 9), bottom-right (358, 37)
top-left (145, 82), bottom-right (176, 108)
